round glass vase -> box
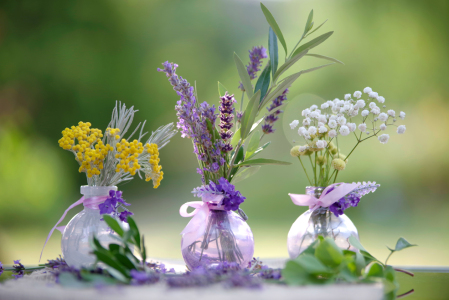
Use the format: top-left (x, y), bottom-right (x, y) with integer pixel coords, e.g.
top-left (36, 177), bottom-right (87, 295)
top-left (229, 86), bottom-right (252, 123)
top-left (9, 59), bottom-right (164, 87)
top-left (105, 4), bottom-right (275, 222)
top-left (287, 186), bottom-right (359, 259)
top-left (61, 185), bottom-right (129, 268)
top-left (181, 207), bottom-right (254, 270)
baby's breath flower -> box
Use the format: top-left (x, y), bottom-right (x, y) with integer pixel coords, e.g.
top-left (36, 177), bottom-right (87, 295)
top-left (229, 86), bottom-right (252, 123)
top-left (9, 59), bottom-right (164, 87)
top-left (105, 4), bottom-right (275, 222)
top-left (379, 123), bottom-right (387, 130)
top-left (397, 125), bottom-right (406, 134)
top-left (368, 91), bottom-right (378, 99)
top-left (308, 126), bottom-right (317, 135)
top-left (339, 125), bottom-right (350, 136)
top-left (303, 118), bottom-right (311, 126)
top-left (378, 113), bottom-right (388, 122)
top-left (354, 91), bottom-right (362, 99)
top-left (302, 109), bottom-right (311, 117)
top-left (387, 109), bottom-right (395, 117)
top-left (377, 96), bottom-right (385, 103)
top-left (331, 158), bottom-right (346, 171)
top-left (316, 140), bottom-right (327, 149)
top-left (347, 123), bottom-right (356, 132)
top-left (290, 120), bottom-right (299, 129)
top-left (399, 111), bottom-right (406, 120)
top-left (361, 110), bottom-right (369, 117)
top-left (310, 104), bottom-right (318, 110)
top-left (363, 87), bottom-right (373, 94)
top-left (328, 129), bottom-right (337, 138)
top-left (371, 107), bottom-right (381, 115)
top-left (369, 102), bottom-right (377, 109)
top-left (337, 116), bottom-right (347, 125)
top-left (355, 99), bottom-right (366, 109)
top-left (344, 94), bottom-right (351, 100)
top-left (338, 153), bottom-right (348, 163)
top-left (318, 126), bottom-right (328, 134)
top-left (328, 120), bottom-right (337, 128)
top-left (358, 123), bottom-right (367, 132)
top-left (321, 103), bottom-right (329, 109)
top-left (297, 126), bottom-right (307, 137)
top-left (378, 134), bottom-right (390, 144)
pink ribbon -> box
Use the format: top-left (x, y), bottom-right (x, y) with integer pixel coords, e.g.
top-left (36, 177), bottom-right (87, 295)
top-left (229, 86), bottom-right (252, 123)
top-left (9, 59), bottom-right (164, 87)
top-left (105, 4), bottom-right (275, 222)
top-left (289, 183), bottom-right (360, 210)
top-left (179, 194), bottom-right (224, 250)
top-left (39, 196), bottom-right (108, 262)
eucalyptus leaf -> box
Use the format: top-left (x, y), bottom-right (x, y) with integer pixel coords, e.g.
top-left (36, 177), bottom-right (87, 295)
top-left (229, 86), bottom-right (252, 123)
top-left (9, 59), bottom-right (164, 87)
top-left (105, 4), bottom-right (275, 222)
top-left (234, 52), bottom-right (254, 100)
top-left (246, 131), bottom-right (260, 158)
top-left (249, 118), bottom-right (264, 134)
top-left (260, 3), bottom-right (287, 56)
top-left (218, 81), bottom-right (228, 97)
top-left (261, 71), bottom-right (301, 109)
top-left (103, 215), bottom-right (124, 237)
top-left (240, 90), bottom-right (261, 139)
top-left (305, 53), bottom-right (344, 65)
top-left (246, 141), bottom-right (271, 160)
top-left (235, 158), bottom-right (291, 167)
top-left (231, 166), bottom-right (261, 184)
top-left (272, 49), bottom-right (308, 83)
top-left (254, 63), bottom-right (271, 102)
top-left (268, 27), bottom-right (278, 77)
top-left (292, 31), bottom-right (334, 58)
top-left (306, 19), bottom-right (328, 37)
top-left (303, 10), bottom-right (314, 36)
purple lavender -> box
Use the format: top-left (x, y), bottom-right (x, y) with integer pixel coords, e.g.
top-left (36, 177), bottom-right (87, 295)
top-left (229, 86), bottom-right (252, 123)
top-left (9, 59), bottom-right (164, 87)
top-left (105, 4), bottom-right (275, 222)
top-left (262, 89), bottom-right (289, 134)
top-left (0, 261), bottom-right (3, 276)
top-left (329, 182), bottom-right (380, 217)
top-left (192, 177), bottom-right (245, 211)
top-left (130, 270), bottom-right (160, 285)
top-left (219, 93), bottom-right (236, 152)
top-left (99, 190), bottom-right (133, 223)
top-left (44, 255), bottom-right (67, 269)
top-left (12, 260), bottom-right (25, 279)
top-left (238, 46), bottom-right (268, 91)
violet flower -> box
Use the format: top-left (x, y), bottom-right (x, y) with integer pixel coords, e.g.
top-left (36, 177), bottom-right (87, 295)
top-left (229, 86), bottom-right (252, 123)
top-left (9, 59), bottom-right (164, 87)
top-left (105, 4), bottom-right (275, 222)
top-left (0, 261), bottom-right (3, 276)
top-left (130, 270), bottom-right (160, 285)
top-left (192, 177), bottom-right (245, 211)
top-left (99, 190), bottom-right (133, 223)
top-left (329, 182), bottom-right (379, 217)
top-left (219, 92), bottom-right (236, 152)
top-left (12, 260), bottom-right (25, 279)
top-left (45, 255), bottom-right (67, 269)
top-left (262, 89), bottom-right (289, 134)
top-left (238, 46), bottom-right (268, 91)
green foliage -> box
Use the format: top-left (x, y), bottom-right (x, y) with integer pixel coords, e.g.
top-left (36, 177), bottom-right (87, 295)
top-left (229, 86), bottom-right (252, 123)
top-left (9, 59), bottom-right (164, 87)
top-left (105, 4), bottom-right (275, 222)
top-left (235, 158), bottom-right (291, 167)
top-left (260, 3), bottom-right (287, 56)
top-left (282, 236), bottom-right (417, 298)
top-left (218, 82), bottom-right (228, 97)
top-left (268, 27), bottom-right (278, 77)
top-left (234, 52), bottom-right (254, 100)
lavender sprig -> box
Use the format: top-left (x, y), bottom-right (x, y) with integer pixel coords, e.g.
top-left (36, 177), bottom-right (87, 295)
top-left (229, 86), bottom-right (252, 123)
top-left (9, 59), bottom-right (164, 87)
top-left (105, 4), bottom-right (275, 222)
top-left (192, 178), bottom-right (245, 211)
top-left (0, 261), bottom-right (3, 276)
top-left (12, 260), bottom-right (25, 279)
top-left (329, 182), bottom-right (380, 217)
top-left (238, 46), bottom-right (268, 91)
top-left (219, 93), bottom-right (236, 152)
top-left (262, 88), bottom-right (289, 134)
top-left (99, 190), bottom-right (133, 223)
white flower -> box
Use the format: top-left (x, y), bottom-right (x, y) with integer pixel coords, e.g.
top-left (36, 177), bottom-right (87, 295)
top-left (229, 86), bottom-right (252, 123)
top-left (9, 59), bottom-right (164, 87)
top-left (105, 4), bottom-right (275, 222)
top-left (369, 102), bottom-right (377, 109)
top-left (302, 109), bottom-right (311, 117)
top-left (347, 123), bottom-right (356, 132)
top-left (310, 105), bottom-right (318, 110)
top-left (369, 91), bottom-right (379, 99)
top-left (358, 123), bottom-right (367, 132)
top-left (310, 111), bottom-right (320, 119)
top-left (363, 87), bottom-right (373, 94)
top-left (339, 125), bottom-right (350, 136)
top-left (328, 129), bottom-right (337, 138)
top-left (344, 94), bottom-right (351, 100)
top-left (316, 140), bottom-right (327, 149)
top-left (355, 99), bottom-right (366, 109)
top-left (337, 116), bottom-right (347, 125)
top-left (321, 103), bottom-right (329, 109)
top-left (361, 110), bottom-right (369, 117)
top-left (328, 120), bottom-right (337, 128)
top-left (303, 118), bottom-right (311, 126)
top-left (354, 91), bottom-right (362, 99)
top-left (318, 126), bottom-right (328, 133)
top-left (377, 96), bottom-right (385, 103)
top-left (378, 112), bottom-right (388, 122)
top-left (318, 115), bottom-right (327, 123)
top-left (299, 145), bottom-right (308, 152)
top-left (378, 134), bottom-right (390, 144)
top-left (290, 120), bottom-right (299, 129)
top-left (371, 107), bottom-right (381, 115)
top-left (298, 126), bottom-right (307, 136)
top-left (387, 109), bottom-right (395, 117)
top-left (308, 126), bottom-right (317, 135)
top-left (397, 125), bottom-right (406, 134)
top-left (379, 123), bottom-right (387, 130)
top-left (399, 111), bottom-right (406, 120)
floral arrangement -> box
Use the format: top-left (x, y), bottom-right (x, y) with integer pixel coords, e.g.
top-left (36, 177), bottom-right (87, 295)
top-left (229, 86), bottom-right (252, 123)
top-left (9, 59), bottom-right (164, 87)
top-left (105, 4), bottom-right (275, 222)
top-left (58, 102), bottom-right (177, 188)
top-left (289, 87), bottom-right (407, 215)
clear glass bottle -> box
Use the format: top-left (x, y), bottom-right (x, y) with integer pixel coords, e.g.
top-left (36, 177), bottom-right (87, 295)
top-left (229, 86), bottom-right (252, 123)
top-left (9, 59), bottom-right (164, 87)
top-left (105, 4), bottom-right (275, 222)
top-left (287, 186), bottom-right (359, 259)
top-left (181, 208), bottom-right (254, 270)
top-left (61, 186), bottom-right (129, 268)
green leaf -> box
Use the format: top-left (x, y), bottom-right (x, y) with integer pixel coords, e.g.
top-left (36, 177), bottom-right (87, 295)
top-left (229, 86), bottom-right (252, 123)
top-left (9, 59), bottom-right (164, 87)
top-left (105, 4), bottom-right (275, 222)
top-left (115, 253), bottom-right (137, 270)
top-left (80, 272), bottom-right (119, 285)
top-left (231, 166), bottom-right (261, 184)
top-left (282, 260), bottom-right (309, 285)
top-left (305, 53), bottom-right (344, 65)
top-left (348, 236), bottom-right (366, 251)
top-left (306, 19), bottom-right (327, 37)
top-left (103, 215), bottom-right (124, 237)
top-left (127, 216), bottom-right (141, 248)
top-left (235, 158), bottom-right (291, 167)
top-left (246, 131), bottom-right (260, 158)
top-left (230, 146), bottom-right (245, 178)
top-left (261, 71), bottom-right (301, 109)
top-left (240, 90), bottom-right (261, 139)
top-left (291, 31), bottom-right (334, 58)
top-left (246, 141), bottom-right (271, 160)
top-left (103, 266), bottom-right (129, 283)
top-left (272, 49), bottom-right (308, 83)
top-left (260, 3), bottom-right (287, 56)
top-left (108, 243), bottom-right (120, 254)
top-left (218, 81), bottom-right (228, 97)
top-left (315, 238), bottom-right (344, 268)
top-left (302, 239), bottom-right (319, 256)
top-left (206, 119), bottom-right (219, 143)
top-left (268, 27), bottom-right (278, 78)
top-left (365, 262), bottom-right (384, 278)
top-left (93, 250), bottom-right (130, 279)
top-left (249, 118), bottom-right (264, 134)
top-left (295, 254), bottom-right (331, 275)
top-left (234, 52), bottom-right (254, 100)
top-left (303, 10), bottom-right (314, 36)
top-left (254, 63), bottom-right (271, 102)
top-left (390, 237), bottom-right (417, 252)
top-left (231, 128), bottom-right (241, 148)
top-left (141, 235), bottom-right (147, 263)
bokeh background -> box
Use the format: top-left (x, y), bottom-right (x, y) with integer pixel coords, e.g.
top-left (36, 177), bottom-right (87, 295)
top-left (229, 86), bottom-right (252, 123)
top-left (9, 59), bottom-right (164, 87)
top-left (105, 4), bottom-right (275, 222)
top-left (0, 0), bottom-right (448, 267)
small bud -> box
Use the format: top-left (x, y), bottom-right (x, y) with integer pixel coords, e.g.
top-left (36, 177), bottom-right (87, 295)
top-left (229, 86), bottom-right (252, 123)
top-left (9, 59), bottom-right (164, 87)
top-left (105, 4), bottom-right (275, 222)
top-left (393, 118), bottom-right (397, 122)
top-left (317, 155), bottom-right (327, 166)
top-left (383, 105), bottom-right (386, 108)
top-left (331, 158), bottom-right (346, 171)
top-left (290, 146), bottom-right (301, 157)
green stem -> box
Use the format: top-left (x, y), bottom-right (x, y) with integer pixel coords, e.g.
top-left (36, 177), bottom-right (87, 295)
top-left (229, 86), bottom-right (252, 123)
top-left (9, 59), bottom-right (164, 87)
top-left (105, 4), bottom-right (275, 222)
top-left (298, 156), bottom-right (312, 185)
top-left (385, 251), bottom-right (394, 265)
top-left (333, 170), bottom-right (339, 184)
top-left (309, 155), bottom-right (316, 186)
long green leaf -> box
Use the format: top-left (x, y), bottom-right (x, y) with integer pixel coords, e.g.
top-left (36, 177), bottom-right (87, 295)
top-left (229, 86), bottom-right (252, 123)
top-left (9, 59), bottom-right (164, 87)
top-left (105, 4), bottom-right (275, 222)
top-left (231, 128), bottom-right (241, 148)
top-left (141, 235), bottom-right (147, 263)
top-left (254, 63), bottom-right (271, 102)
top-left (234, 52), bottom-right (254, 99)
top-left (103, 215), bottom-right (124, 237)
top-left (305, 53), bottom-right (344, 65)
top-left (93, 250), bottom-right (129, 278)
top-left (231, 166), bottom-right (261, 184)
top-left (218, 81), bottom-right (228, 97)
top-left (388, 237), bottom-right (417, 252)
top-left (306, 19), bottom-right (328, 37)
top-left (127, 216), bottom-right (141, 248)
top-left (260, 71), bottom-right (301, 110)
top-left (303, 10), bottom-right (314, 36)
top-left (292, 31), bottom-right (334, 58)
top-left (272, 49), bottom-right (308, 83)
top-left (246, 131), bottom-right (260, 158)
top-left (241, 90), bottom-right (261, 139)
top-left (268, 27), bottom-right (278, 77)
top-left (235, 158), bottom-right (291, 167)
top-left (250, 118), bottom-right (264, 134)
top-left (246, 141), bottom-right (271, 160)
top-left (260, 3), bottom-right (287, 56)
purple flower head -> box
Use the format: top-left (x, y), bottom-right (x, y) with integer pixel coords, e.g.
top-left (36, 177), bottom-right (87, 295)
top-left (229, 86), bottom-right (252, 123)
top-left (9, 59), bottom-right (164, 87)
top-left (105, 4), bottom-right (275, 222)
top-left (218, 92), bottom-right (236, 152)
top-left (12, 260), bottom-right (25, 279)
top-left (0, 261), bottom-right (3, 276)
top-left (99, 189), bottom-right (133, 222)
top-left (238, 46), bottom-right (268, 91)
top-left (262, 89), bottom-right (289, 135)
top-left (130, 269), bottom-right (160, 285)
top-left (261, 123), bottom-right (274, 134)
top-left (236, 111), bottom-right (243, 123)
top-left (328, 182), bottom-right (379, 217)
top-left (119, 211), bottom-right (134, 222)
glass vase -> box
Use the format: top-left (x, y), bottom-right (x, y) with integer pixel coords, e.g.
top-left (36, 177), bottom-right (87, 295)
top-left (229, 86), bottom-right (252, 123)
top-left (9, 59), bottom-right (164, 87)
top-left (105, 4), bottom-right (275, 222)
top-left (287, 186), bottom-right (359, 259)
top-left (181, 207), bottom-right (254, 270)
top-left (61, 185), bottom-right (129, 268)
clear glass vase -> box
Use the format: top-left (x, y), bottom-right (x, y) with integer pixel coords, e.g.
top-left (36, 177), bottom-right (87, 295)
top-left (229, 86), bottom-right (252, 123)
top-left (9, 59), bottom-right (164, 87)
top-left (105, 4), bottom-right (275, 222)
top-left (181, 208), bottom-right (254, 270)
top-left (287, 186), bottom-right (359, 259)
top-left (61, 185), bottom-right (129, 268)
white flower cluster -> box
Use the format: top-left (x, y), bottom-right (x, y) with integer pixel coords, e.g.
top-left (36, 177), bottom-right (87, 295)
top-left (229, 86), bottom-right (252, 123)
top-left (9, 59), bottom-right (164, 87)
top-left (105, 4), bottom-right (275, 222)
top-left (290, 87), bottom-right (407, 145)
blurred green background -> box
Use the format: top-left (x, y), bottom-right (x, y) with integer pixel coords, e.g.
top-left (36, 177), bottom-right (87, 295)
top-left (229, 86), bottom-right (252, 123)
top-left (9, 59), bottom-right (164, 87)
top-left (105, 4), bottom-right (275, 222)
top-left (0, 0), bottom-right (448, 267)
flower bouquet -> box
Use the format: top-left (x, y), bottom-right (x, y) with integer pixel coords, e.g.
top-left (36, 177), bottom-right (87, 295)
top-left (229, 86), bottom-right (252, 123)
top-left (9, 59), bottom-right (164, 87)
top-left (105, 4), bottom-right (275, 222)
top-left (42, 102), bottom-right (177, 268)
top-left (158, 3), bottom-right (340, 269)
top-left (287, 87), bottom-right (407, 258)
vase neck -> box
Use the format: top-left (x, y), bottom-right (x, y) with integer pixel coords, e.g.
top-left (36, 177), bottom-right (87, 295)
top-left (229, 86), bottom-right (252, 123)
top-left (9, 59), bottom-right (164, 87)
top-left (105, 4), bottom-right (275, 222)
top-left (306, 186), bottom-right (326, 199)
top-left (80, 185), bottom-right (117, 199)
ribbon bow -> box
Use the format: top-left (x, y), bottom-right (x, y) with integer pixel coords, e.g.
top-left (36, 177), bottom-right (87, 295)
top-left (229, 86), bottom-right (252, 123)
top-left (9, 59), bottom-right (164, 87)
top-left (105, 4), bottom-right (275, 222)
top-left (289, 182), bottom-right (360, 210)
top-left (39, 195), bottom-right (108, 262)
